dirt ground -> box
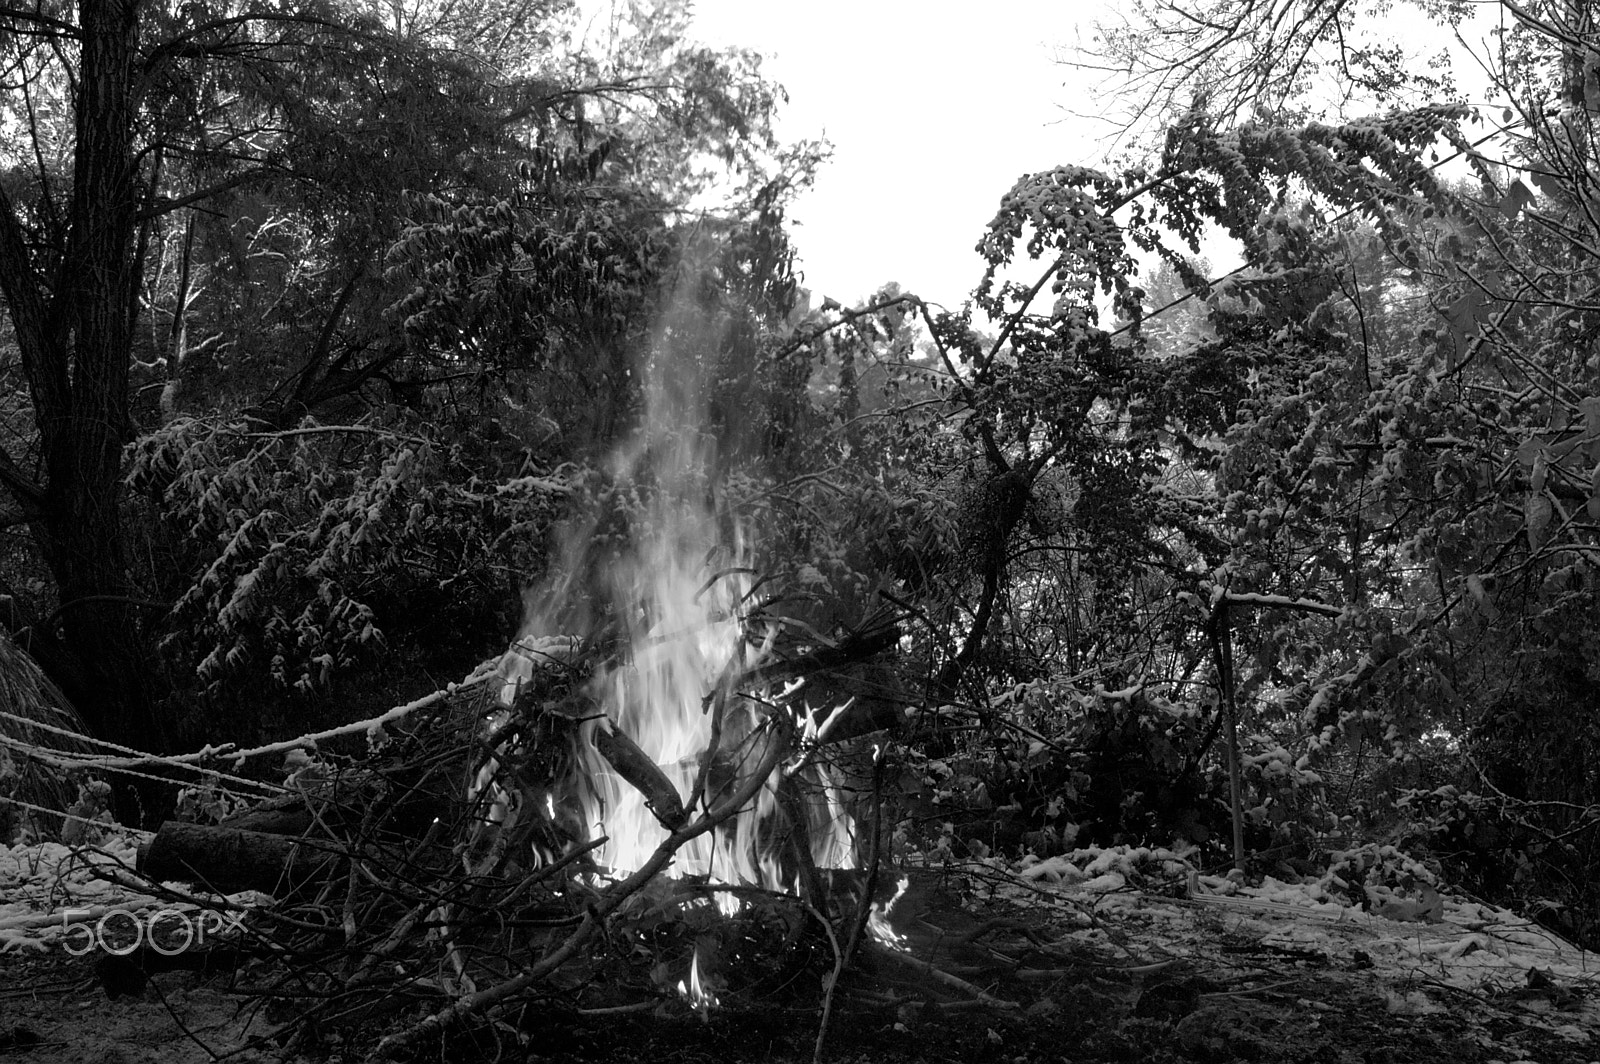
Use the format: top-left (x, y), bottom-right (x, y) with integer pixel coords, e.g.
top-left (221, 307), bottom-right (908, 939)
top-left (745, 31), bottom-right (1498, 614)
top-left (3, 872), bottom-right (1596, 1064)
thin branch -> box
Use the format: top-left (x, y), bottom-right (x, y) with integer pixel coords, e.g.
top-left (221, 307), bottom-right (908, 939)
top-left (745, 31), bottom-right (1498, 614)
top-left (0, 5), bottom-right (79, 36)
top-left (137, 168), bottom-right (274, 221)
top-left (142, 12), bottom-right (363, 74)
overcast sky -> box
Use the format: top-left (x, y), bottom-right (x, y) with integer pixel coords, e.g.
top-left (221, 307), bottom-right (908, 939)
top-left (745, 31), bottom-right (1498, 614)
top-left (689, 0), bottom-right (1110, 312)
top-left (680, 2), bottom-right (1520, 318)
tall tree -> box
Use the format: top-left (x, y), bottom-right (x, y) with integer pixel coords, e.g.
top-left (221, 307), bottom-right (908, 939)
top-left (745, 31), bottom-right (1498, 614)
top-left (0, 0), bottom-right (163, 753)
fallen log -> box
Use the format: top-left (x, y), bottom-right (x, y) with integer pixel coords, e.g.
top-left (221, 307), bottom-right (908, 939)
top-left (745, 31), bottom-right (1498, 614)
top-left (137, 821), bottom-right (346, 895)
top-left (218, 792), bottom-right (315, 836)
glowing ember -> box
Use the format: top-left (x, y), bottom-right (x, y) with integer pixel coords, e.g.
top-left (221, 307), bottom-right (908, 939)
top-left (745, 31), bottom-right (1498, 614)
top-left (868, 875), bottom-right (911, 951)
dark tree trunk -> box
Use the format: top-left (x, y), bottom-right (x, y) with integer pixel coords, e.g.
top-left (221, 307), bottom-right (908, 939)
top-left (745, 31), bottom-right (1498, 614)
top-left (48, 1), bottom-right (171, 758)
top-left (0, 0), bottom-right (173, 788)
top-left (933, 469), bottom-right (1032, 700)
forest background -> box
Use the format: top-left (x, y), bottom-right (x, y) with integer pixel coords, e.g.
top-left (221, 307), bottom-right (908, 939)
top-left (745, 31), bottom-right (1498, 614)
top-left (1, 0), bottom-right (1598, 959)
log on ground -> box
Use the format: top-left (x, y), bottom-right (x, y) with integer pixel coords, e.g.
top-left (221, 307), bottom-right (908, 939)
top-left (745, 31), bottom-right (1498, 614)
top-left (137, 821), bottom-right (346, 895)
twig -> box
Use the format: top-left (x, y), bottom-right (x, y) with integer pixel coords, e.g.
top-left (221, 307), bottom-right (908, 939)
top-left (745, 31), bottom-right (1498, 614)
top-left (575, 1001), bottom-right (657, 1015)
top-left (39, 668), bottom-right (496, 772)
top-left (1201, 977), bottom-right (1304, 999)
top-left (931, 998), bottom-right (1011, 1012)
top-left (226, 423), bottom-right (431, 447)
top-left (784, 698), bottom-right (855, 780)
top-left (869, 944), bottom-right (1019, 1010)
top-left (686, 687), bottom-right (727, 816)
top-left (840, 747), bottom-right (886, 972)
top-left (809, 902), bottom-right (846, 1064)
top-left (956, 916), bottom-right (1053, 947)
top-left (147, 978), bottom-right (223, 1061)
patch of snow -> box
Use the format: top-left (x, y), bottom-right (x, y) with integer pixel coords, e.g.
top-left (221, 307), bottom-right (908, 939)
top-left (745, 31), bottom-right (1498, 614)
top-left (1015, 855), bottom-right (1083, 885)
top-left (0, 832), bottom-right (262, 953)
top-left (980, 842), bottom-right (1599, 1012)
top-left (1080, 871), bottom-right (1127, 893)
top-left (1384, 988), bottom-right (1446, 1015)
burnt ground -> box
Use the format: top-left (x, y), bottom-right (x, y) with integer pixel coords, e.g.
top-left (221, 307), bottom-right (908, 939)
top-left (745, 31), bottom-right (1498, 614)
top-left (2, 872), bottom-right (1596, 1064)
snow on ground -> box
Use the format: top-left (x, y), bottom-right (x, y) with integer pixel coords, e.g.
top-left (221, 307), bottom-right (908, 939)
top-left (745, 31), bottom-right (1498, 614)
top-left (0, 831), bottom-right (258, 953)
top-left (5, 830), bottom-right (1597, 1055)
top-left (950, 843), bottom-right (1600, 1048)
top-left (7, 830), bottom-right (1591, 997)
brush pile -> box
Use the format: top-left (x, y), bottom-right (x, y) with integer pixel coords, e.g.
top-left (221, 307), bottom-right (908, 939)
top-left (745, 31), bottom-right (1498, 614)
top-left (126, 610), bottom-right (901, 1060)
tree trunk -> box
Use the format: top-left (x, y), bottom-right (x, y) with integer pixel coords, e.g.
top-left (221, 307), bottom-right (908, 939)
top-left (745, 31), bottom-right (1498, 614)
top-left (0, 1), bottom-right (174, 792)
top-left (934, 468), bottom-right (1032, 699)
top-left (47, 1), bottom-right (171, 764)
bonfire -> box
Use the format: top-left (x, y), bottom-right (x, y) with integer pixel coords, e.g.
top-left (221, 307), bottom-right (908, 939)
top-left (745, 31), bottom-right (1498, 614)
top-left (128, 267), bottom-right (908, 1058)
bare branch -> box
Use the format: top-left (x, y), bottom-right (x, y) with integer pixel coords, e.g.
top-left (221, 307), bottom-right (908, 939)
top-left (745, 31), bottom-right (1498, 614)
top-left (136, 168), bottom-right (275, 221)
top-left (0, 5), bottom-right (78, 37)
top-left (142, 11), bottom-right (365, 74)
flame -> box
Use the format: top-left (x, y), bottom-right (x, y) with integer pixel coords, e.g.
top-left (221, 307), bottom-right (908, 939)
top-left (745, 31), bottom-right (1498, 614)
top-left (491, 517), bottom-right (858, 896)
top-left (867, 875), bottom-right (911, 952)
top-left (563, 525), bottom-right (857, 890)
top-left (488, 254), bottom-right (858, 904)
top-left (677, 944), bottom-right (718, 1015)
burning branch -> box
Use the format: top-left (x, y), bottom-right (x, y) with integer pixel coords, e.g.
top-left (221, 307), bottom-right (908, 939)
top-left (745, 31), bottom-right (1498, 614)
top-left (591, 718), bottom-right (687, 829)
top-left (684, 686), bottom-right (728, 818)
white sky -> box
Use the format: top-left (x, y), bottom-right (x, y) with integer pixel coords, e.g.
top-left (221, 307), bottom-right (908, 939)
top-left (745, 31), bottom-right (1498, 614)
top-left (689, 0), bottom-right (1110, 312)
top-left (682, 2), bottom-right (1515, 316)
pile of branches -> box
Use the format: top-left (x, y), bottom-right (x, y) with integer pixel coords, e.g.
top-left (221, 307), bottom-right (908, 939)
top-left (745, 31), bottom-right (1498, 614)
top-left (123, 622), bottom-right (903, 1060)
